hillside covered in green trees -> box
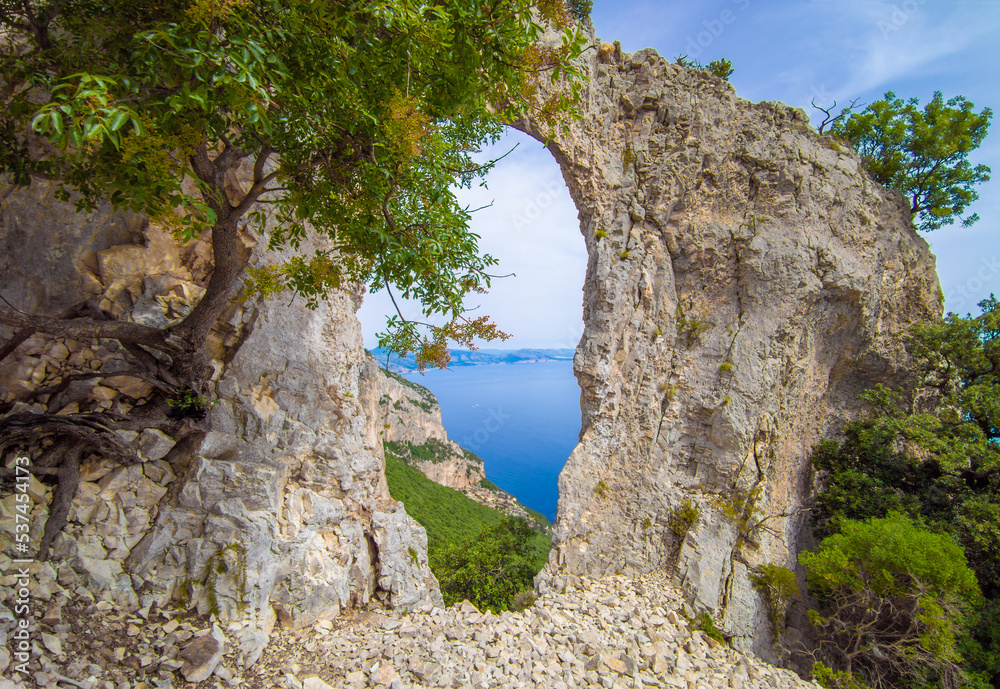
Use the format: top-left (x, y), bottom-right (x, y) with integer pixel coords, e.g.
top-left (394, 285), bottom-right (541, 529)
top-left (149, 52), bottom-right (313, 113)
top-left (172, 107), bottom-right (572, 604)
top-left (384, 450), bottom-right (550, 612)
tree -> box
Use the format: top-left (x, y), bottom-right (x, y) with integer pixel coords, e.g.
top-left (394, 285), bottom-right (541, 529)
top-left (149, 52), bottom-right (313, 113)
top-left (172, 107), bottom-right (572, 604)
top-left (831, 91), bottom-right (991, 231)
top-left (430, 516), bottom-right (539, 612)
top-left (800, 512), bottom-right (982, 689)
top-left (0, 0), bottom-right (587, 557)
top-left (809, 297), bottom-right (1000, 686)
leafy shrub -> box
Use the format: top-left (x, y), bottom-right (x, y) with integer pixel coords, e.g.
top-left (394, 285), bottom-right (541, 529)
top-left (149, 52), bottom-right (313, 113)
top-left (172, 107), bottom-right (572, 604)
top-left (693, 611), bottom-right (726, 645)
top-left (431, 517), bottom-right (541, 612)
top-left (811, 661), bottom-right (872, 689)
top-left (669, 498), bottom-right (700, 538)
top-left (594, 479), bottom-right (608, 498)
top-left (675, 55), bottom-right (734, 82)
top-left (676, 304), bottom-right (712, 347)
top-left (512, 589), bottom-right (537, 612)
top-left (800, 512), bottom-right (981, 689)
top-left (751, 564), bottom-right (799, 638)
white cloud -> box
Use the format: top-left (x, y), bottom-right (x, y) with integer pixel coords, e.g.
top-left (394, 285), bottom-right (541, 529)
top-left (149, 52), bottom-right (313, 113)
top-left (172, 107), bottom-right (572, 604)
top-left (358, 130), bottom-right (588, 350)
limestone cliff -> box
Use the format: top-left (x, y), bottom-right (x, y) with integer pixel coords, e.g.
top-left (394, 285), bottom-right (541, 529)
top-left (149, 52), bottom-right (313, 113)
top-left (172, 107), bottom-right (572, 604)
top-left (0, 176), bottom-right (440, 664)
top-left (517, 37), bottom-right (941, 655)
top-left (375, 364), bottom-right (487, 493)
top-left (373, 362), bottom-right (548, 526)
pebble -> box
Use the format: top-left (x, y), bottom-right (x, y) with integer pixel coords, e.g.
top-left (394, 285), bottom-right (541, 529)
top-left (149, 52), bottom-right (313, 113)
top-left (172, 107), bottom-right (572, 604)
top-left (1, 566), bottom-right (820, 689)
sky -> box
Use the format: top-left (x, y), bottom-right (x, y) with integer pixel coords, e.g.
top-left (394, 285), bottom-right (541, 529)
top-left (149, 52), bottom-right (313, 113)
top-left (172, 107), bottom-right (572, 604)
top-left (358, 0), bottom-right (1000, 350)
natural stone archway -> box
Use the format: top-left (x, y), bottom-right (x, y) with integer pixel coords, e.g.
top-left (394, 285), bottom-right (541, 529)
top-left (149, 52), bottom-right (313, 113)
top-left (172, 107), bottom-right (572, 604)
top-left (516, 33), bottom-right (941, 655)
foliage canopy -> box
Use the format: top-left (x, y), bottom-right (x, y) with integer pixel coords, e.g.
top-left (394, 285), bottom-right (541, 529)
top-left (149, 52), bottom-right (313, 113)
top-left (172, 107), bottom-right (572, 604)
top-left (0, 0), bottom-right (587, 559)
top-left (831, 92), bottom-right (991, 231)
top-left (1, 0), bottom-right (587, 364)
top-left (809, 298), bottom-right (1000, 688)
top-left (801, 512), bottom-right (981, 689)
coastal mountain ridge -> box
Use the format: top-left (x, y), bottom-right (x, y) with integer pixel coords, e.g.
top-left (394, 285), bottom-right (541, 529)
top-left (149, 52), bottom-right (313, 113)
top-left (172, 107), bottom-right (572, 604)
top-left (370, 347), bottom-right (575, 373)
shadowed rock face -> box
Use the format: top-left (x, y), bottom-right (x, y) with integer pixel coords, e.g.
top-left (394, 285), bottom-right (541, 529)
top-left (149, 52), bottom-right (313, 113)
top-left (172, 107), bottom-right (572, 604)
top-left (517, 38), bottom-right (941, 655)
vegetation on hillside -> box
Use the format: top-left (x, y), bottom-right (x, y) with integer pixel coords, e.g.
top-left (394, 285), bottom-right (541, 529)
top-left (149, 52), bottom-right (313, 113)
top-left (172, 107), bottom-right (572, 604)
top-left (804, 298), bottom-right (1000, 689)
top-left (384, 452), bottom-right (549, 612)
top-left (802, 513), bottom-right (980, 689)
top-left (384, 438), bottom-right (463, 466)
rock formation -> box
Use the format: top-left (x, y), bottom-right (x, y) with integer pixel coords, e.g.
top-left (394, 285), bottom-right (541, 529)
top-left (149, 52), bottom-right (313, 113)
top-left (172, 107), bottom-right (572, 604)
top-left (517, 34), bottom-right (941, 655)
top-left (0, 174), bottom-right (441, 656)
top-left (374, 364), bottom-right (548, 526)
top-left (376, 366), bottom-right (488, 493)
top-left (1, 20), bottom-right (943, 676)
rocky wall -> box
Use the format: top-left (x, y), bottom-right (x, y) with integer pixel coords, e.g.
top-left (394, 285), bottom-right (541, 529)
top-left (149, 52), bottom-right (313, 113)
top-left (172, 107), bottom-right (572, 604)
top-left (0, 175), bottom-right (440, 669)
top-left (518, 37), bottom-right (941, 656)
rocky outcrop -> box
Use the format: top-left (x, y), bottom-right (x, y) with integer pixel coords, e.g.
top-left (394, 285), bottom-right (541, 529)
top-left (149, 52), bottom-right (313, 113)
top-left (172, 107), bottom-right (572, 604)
top-left (518, 36), bottom-right (941, 655)
top-left (376, 366), bottom-right (487, 493)
top-left (0, 174), bottom-right (441, 655)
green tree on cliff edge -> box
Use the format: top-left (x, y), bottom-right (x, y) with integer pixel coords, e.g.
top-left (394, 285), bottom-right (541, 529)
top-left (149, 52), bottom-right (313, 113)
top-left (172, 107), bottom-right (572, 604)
top-left (0, 0), bottom-right (588, 558)
top-left (831, 92), bottom-right (992, 232)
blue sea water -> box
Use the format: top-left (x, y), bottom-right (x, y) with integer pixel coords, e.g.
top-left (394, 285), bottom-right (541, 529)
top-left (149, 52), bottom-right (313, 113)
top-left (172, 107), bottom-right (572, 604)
top-left (403, 361), bottom-right (580, 523)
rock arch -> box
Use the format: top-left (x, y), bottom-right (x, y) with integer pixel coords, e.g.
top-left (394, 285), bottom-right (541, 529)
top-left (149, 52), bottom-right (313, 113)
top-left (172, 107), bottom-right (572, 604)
top-left (515, 35), bottom-right (940, 654)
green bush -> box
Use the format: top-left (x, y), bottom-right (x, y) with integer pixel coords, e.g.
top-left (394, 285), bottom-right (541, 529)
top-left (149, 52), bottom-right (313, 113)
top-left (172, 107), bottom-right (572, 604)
top-left (669, 498), bottom-right (700, 538)
top-left (384, 453), bottom-right (550, 612)
top-left (750, 564), bottom-right (799, 638)
top-left (674, 55), bottom-right (734, 82)
top-left (431, 517), bottom-right (541, 612)
top-left (692, 612), bottom-right (726, 645)
top-left (800, 512), bottom-right (981, 689)
top-left (810, 298), bottom-right (1000, 686)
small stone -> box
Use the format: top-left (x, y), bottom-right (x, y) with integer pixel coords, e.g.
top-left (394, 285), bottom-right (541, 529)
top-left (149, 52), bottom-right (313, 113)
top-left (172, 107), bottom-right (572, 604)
top-left (602, 654), bottom-right (627, 675)
top-left (369, 663), bottom-right (400, 686)
top-left (137, 429), bottom-right (175, 461)
top-left (179, 625), bottom-right (226, 683)
top-left (41, 632), bottom-right (62, 656)
top-left (302, 678), bottom-right (335, 689)
top-left (41, 604), bottom-right (62, 625)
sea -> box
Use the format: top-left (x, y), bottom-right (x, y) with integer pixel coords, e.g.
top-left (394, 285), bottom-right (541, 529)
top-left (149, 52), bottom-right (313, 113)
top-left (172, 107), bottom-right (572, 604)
top-left (403, 361), bottom-right (580, 523)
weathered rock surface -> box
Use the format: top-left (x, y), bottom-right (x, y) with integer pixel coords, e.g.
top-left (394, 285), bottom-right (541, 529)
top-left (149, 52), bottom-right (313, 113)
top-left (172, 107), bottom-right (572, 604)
top-left (0, 560), bottom-right (821, 689)
top-left (0, 168), bottom-right (441, 647)
top-left (517, 34), bottom-right (941, 656)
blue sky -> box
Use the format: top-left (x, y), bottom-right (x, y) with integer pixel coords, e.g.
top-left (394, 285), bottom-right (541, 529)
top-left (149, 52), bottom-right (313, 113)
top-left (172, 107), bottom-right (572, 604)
top-left (359, 0), bottom-right (1000, 349)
